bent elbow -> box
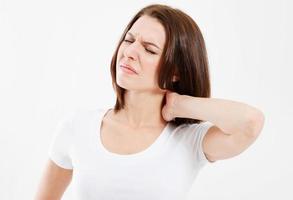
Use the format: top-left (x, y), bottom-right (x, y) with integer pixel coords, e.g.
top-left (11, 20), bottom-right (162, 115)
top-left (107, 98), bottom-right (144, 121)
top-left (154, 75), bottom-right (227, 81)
top-left (245, 109), bottom-right (265, 138)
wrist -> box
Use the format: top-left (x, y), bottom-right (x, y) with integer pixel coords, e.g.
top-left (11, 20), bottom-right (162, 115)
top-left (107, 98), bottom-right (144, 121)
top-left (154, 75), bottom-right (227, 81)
top-left (172, 93), bottom-right (186, 118)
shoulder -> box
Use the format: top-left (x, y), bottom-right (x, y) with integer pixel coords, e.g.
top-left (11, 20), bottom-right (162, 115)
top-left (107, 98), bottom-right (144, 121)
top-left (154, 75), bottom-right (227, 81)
top-left (168, 121), bottom-right (214, 148)
top-left (172, 121), bottom-right (213, 135)
top-left (71, 107), bottom-right (108, 121)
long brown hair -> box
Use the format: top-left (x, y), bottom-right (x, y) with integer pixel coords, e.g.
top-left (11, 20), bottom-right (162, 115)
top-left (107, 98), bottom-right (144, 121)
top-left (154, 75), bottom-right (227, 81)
top-left (110, 4), bottom-right (211, 126)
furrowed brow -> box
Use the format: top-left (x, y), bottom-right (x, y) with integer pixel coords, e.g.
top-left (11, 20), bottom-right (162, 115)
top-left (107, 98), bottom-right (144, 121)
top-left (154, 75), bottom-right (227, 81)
top-left (126, 32), bottom-right (161, 50)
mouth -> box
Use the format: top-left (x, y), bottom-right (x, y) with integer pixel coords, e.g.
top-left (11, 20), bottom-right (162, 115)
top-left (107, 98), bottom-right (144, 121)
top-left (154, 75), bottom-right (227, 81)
top-left (120, 64), bottom-right (138, 74)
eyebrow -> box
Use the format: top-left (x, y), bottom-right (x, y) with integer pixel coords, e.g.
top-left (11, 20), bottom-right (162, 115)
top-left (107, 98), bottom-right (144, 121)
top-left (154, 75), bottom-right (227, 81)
top-left (126, 32), bottom-right (162, 50)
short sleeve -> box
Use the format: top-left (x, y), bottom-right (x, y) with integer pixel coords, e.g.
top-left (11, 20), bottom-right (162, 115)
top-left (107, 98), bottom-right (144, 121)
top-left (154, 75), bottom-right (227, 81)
top-left (187, 121), bottom-right (214, 166)
top-left (48, 112), bottom-right (75, 170)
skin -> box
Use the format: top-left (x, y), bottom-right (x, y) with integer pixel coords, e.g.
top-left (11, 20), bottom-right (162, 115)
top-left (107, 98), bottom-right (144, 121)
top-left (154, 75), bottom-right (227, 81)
top-left (114, 15), bottom-right (175, 130)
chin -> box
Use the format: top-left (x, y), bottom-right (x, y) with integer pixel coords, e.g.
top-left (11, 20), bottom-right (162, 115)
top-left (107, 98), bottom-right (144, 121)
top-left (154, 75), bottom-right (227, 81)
top-left (116, 79), bottom-right (133, 90)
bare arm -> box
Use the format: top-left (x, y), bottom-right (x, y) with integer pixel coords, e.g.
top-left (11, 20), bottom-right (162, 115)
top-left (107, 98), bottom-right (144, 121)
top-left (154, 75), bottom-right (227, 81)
top-left (177, 95), bottom-right (264, 161)
top-left (34, 159), bottom-right (73, 200)
top-left (164, 92), bottom-right (265, 162)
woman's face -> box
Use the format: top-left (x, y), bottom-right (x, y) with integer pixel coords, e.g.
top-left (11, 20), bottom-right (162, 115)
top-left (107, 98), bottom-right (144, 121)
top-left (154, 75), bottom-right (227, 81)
top-left (116, 15), bottom-right (166, 93)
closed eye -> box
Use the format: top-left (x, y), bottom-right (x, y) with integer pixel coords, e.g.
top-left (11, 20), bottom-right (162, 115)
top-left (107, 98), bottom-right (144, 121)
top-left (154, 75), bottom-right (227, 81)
top-left (145, 49), bottom-right (156, 54)
top-left (123, 39), bottom-right (157, 55)
top-left (123, 39), bottom-right (133, 43)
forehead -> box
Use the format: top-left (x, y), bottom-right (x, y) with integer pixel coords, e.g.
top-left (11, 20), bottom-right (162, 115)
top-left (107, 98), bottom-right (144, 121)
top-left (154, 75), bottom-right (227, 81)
top-left (128, 15), bottom-right (166, 48)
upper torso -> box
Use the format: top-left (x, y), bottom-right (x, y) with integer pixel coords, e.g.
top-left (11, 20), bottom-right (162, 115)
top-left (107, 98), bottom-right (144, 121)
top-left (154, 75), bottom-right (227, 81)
top-left (100, 108), bottom-right (168, 155)
top-left (48, 107), bottom-right (213, 200)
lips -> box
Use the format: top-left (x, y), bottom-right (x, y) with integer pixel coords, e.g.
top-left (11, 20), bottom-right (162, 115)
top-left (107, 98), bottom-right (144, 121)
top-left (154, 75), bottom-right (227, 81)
top-left (120, 63), bottom-right (138, 74)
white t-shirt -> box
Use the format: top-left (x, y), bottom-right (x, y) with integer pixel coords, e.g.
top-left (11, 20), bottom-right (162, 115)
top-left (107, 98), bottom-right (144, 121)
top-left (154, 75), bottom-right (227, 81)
top-left (48, 108), bottom-right (214, 200)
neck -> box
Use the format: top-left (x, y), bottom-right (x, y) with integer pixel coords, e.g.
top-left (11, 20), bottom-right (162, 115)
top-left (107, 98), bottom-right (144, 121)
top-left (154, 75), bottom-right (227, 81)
top-left (116, 90), bottom-right (166, 129)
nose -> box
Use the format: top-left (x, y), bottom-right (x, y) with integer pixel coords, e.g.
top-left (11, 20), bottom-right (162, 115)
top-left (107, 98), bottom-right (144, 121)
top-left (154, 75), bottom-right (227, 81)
top-left (123, 41), bottom-right (139, 61)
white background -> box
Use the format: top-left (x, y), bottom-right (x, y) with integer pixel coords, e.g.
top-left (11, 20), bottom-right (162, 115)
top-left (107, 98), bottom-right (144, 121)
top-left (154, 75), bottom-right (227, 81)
top-left (0, 0), bottom-right (292, 199)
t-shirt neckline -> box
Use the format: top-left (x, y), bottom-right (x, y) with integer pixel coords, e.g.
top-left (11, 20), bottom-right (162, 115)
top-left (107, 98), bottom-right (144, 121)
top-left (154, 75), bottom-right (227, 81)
top-left (96, 108), bottom-right (170, 159)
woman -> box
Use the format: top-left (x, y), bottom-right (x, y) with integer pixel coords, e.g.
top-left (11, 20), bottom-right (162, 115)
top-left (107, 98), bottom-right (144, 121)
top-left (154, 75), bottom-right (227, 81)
top-left (35, 4), bottom-right (265, 200)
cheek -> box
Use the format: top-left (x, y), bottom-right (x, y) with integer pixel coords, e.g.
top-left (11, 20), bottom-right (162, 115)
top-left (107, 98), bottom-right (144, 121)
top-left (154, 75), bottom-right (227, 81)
top-left (143, 60), bottom-right (161, 81)
top-left (144, 57), bottom-right (160, 71)
top-left (117, 42), bottom-right (128, 58)
top-left (117, 46), bottom-right (123, 59)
